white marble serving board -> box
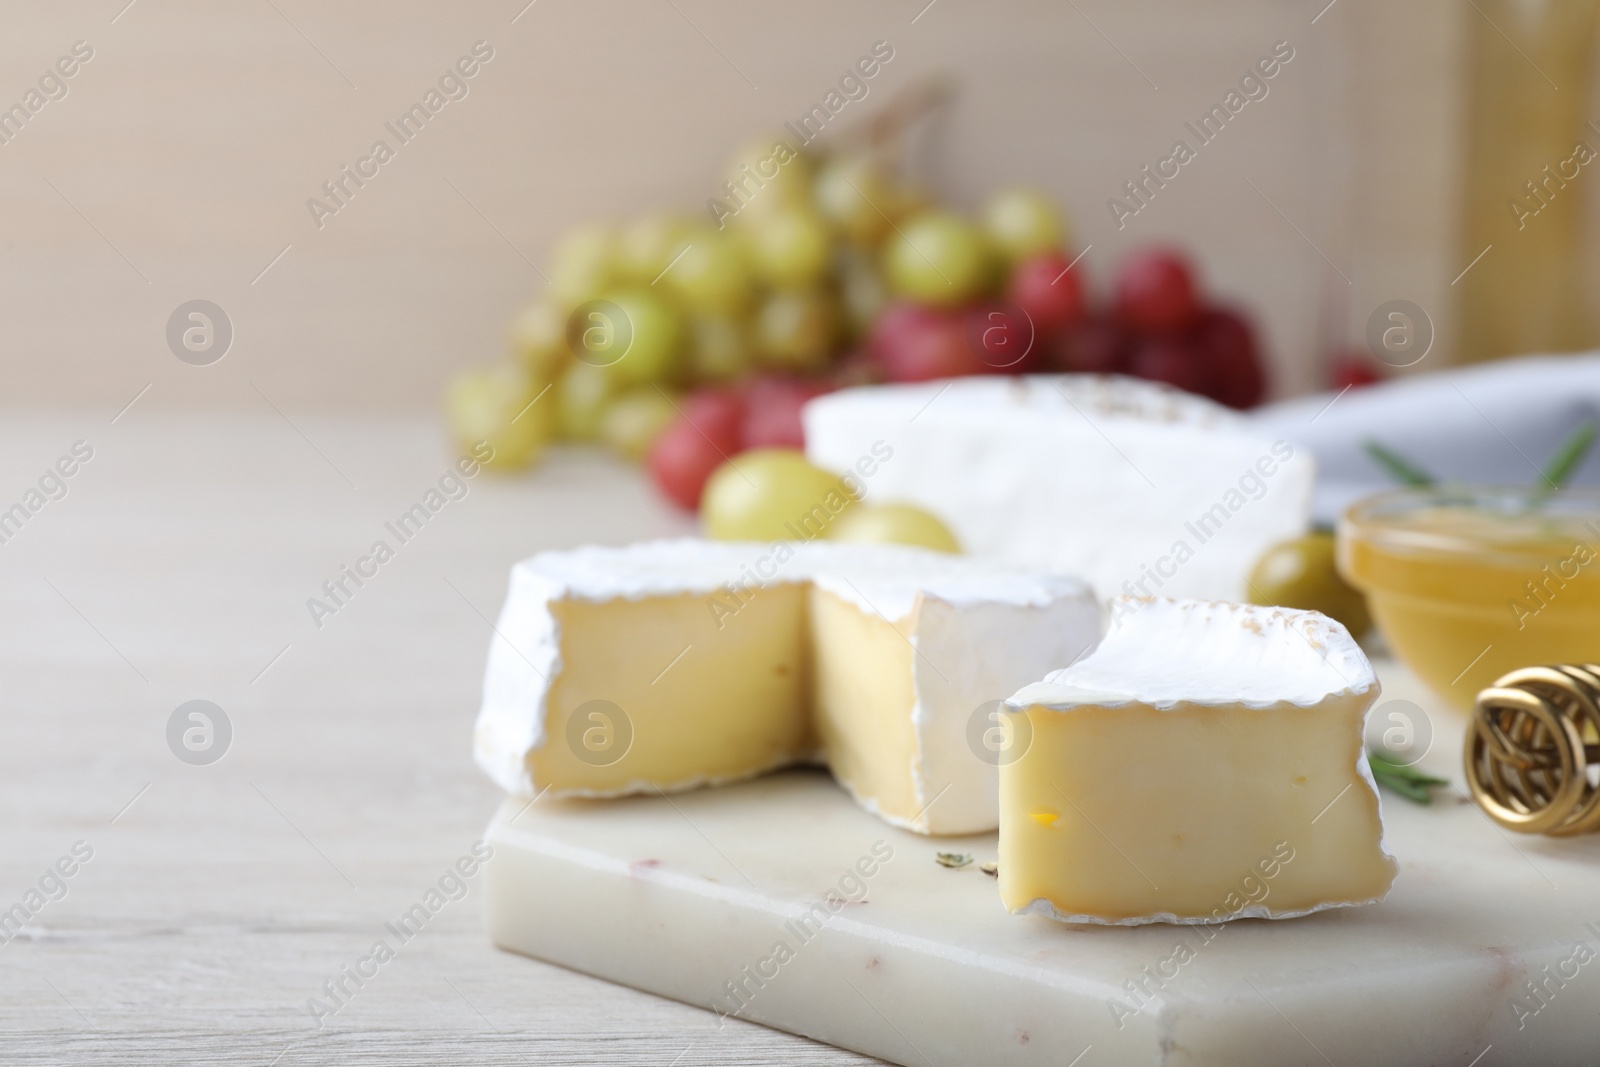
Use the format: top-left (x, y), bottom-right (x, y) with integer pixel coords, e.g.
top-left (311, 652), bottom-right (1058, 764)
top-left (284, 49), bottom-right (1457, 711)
top-left (482, 668), bottom-right (1600, 1067)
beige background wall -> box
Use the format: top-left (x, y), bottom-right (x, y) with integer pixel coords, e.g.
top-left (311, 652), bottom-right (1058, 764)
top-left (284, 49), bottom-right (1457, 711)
top-left (0, 0), bottom-right (1474, 414)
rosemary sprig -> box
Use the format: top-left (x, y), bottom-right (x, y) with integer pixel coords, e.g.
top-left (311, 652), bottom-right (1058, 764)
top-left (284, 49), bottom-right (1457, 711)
top-left (1536, 420), bottom-right (1598, 496)
top-left (1363, 439), bottom-right (1436, 486)
top-left (1364, 419), bottom-right (1598, 495)
top-left (1367, 751), bottom-right (1448, 804)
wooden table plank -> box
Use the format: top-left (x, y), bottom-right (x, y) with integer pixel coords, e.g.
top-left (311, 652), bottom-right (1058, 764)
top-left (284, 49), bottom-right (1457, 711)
top-left (0, 411), bottom-right (878, 1065)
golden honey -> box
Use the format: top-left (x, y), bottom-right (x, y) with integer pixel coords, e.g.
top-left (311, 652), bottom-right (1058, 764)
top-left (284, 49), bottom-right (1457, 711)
top-left (1339, 488), bottom-right (1600, 710)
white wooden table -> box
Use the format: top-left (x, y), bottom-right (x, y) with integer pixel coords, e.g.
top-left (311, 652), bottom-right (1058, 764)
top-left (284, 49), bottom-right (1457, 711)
top-left (0, 410), bottom-right (879, 1065)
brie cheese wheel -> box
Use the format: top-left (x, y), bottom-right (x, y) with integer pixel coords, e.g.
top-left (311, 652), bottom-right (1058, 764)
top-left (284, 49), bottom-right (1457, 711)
top-left (803, 375), bottom-right (1314, 602)
top-left (1000, 597), bottom-right (1396, 925)
top-left (474, 539), bottom-right (1099, 835)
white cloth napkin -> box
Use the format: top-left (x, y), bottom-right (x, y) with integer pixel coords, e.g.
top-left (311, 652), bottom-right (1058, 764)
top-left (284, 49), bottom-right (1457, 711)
top-left (1247, 354), bottom-right (1600, 524)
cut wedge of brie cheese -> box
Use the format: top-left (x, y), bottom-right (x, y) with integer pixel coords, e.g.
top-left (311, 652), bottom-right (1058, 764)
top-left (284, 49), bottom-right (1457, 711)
top-left (474, 539), bottom-right (1099, 835)
top-left (1000, 597), bottom-right (1396, 925)
top-left (803, 375), bottom-right (1314, 602)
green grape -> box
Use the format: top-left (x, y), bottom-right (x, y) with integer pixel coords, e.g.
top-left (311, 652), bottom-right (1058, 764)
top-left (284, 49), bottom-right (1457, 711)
top-left (615, 214), bottom-right (696, 284)
top-left (688, 314), bottom-right (755, 383)
top-left (723, 137), bottom-right (814, 218)
top-left (580, 287), bottom-right (685, 386)
top-left (753, 289), bottom-right (838, 372)
top-left (665, 228), bottom-right (752, 314)
top-left (508, 299), bottom-right (570, 384)
top-left (555, 362), bottom-right (615, 442)
top-left (825, 503), bottom-right (961, 553)
top-left (551, 224), bottom-right (616, 309)
top-left (743, 209), bottom-right (832, 289)
top-left (444, 364), bottom-right (552, 471)
top-left (701, 449), bottom-right (856, 541)
top-left (981, 188), bottom-right (1065, 264)
top-left (837, 247), bottom-right (888, 339)
top-left (600, 386), bottom-right (680, 461)
top-left (883, 210), bottom-right (994, 305)
top-left (1248, 533), bottom-right (1371, 637)
top-left (813, 156), bottom-right (895, 245)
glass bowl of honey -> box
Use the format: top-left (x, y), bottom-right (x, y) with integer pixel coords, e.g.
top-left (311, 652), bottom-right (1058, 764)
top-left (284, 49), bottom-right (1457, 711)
top-left (1338, 486), bottom-right (1600, 710)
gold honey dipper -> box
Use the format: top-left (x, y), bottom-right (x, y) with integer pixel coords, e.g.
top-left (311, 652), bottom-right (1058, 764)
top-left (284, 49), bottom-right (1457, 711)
top-left (1466, 665), bottom-right (1600, 835)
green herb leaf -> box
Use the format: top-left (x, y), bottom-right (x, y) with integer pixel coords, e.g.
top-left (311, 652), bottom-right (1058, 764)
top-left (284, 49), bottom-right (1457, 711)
top-left (1364, 439), bottom-right (1436, 487)
top-left (1366, 422), bottom-right (1597, 497)
top-left (1538, 420), bottom-right (1598, 494)
top-left (934, 851), bottom-right (973, 869)
top-left (1367, 750), bottom-right (1448, 805)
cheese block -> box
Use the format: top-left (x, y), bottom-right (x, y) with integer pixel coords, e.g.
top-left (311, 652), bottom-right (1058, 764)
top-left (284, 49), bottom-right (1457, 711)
top-left (999, 597), bottom-right (1396, 924)
top-left (803, 375), bottom-right (1315, 602)
top-left (473, 539), bottom-right (1099, 835)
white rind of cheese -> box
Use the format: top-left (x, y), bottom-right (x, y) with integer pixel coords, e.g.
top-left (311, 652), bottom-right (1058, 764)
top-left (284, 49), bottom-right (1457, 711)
top-left (1007, 597), bottom-right (1376, 711)
top-left (897, 594), bottom-right (1099, 834)
top-left (1007, 895), bottom-right (1383, 926)
top-left (474, 538), bottom-right (1100, 835)
top-left (1001, 597), bottom-right (1396, 925)
top-left (802, 374), bottom-right (1315, 603)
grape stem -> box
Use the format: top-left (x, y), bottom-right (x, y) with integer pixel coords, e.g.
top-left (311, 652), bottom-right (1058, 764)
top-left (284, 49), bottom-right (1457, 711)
top-left (829, 73), bottom-right (958, 160)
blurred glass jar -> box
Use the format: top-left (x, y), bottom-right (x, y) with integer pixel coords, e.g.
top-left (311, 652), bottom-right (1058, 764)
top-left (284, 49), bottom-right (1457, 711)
top-left (1458, 0), bottom-right (1600, 363)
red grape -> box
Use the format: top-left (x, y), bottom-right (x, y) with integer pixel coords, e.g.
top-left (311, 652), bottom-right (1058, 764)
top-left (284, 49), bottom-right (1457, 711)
top-left (963, 302), bottom-right (1041, 373)
top-left (1128, 336), bottom-right (1208, 395)
top-left (869, 303), bottom-right (939, 358)
top-left (648, 419), bottom-right (729, 511)
top-left (1194, 307), bottom-right (1266, 409)
top-left (1053, 314), bottom-right (1129, 375)
top-left (1328, 349), bottom-right (1386, 390)
top-left (1114, 248), bottom-right (1200, 334)
top-left (740, 375), bottom-right (832, 450)
top-left (869, 302), bottom-right (989, 382)
top-left (1007, 253), bottom-right (1086, 338)
top-left (679, 387), bottom-right (745, 452)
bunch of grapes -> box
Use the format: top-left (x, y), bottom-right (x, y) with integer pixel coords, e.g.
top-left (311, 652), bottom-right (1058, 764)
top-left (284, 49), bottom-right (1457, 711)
top-left (444, 138), bottom-right (909, 480)
top-left (445, 131), bottom-right (1269, 519)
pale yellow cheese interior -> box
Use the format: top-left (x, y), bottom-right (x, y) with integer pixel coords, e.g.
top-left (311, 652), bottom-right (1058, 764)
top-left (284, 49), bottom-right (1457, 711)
top-left (807, 587), bottom-right (920, 825)
top-left (999, 696), bottom-right (1396, 921)
top-left (530, 585), bottom-right (924, 820)
top-left (532, 587), bottom-right (813, 794)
